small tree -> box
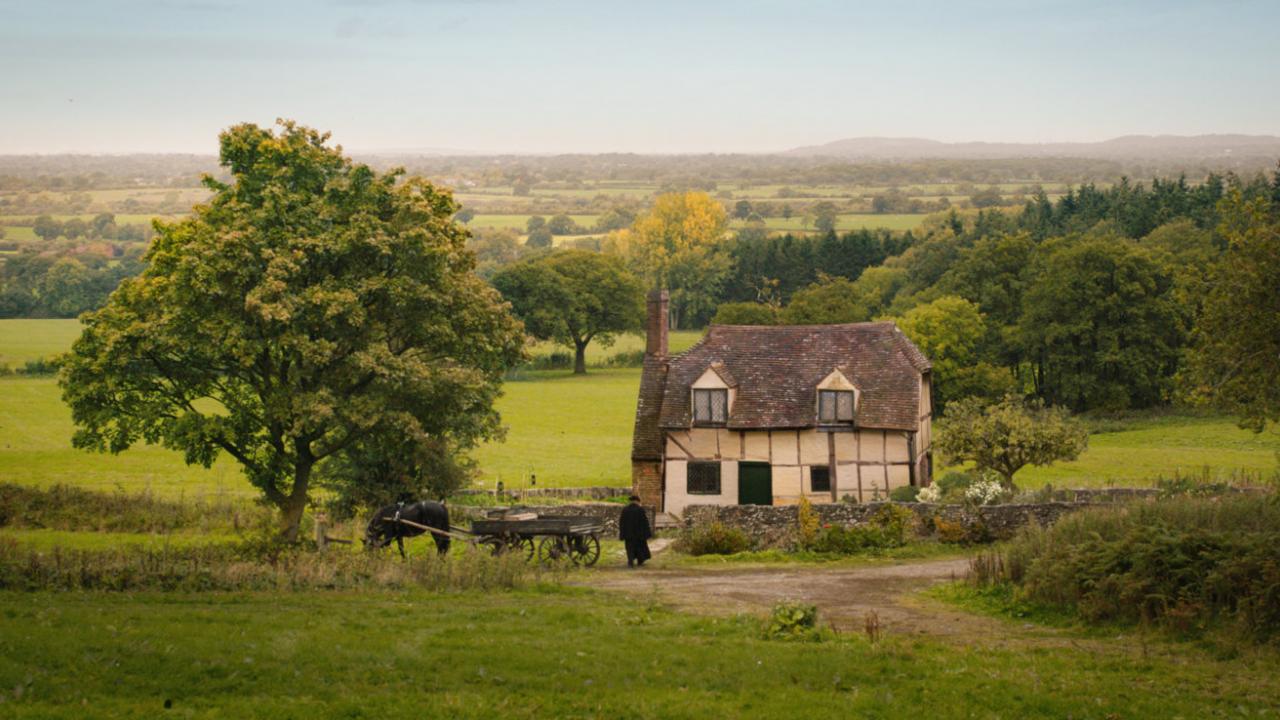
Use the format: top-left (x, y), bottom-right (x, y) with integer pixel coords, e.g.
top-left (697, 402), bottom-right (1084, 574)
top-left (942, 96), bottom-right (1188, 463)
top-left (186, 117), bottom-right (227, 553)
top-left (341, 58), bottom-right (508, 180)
top-left (547, 214), bottom-right (577, 235)
top-left (33, 215), bottom-right (62, 241)
top-left (733, 199), bottom-right (753, 219)
top-left (492, 249), bottom-right (644, 374)
top-left (810, 201), bottom-right (839, 234)
top-left (936, 395), bottom-right (1088, 488)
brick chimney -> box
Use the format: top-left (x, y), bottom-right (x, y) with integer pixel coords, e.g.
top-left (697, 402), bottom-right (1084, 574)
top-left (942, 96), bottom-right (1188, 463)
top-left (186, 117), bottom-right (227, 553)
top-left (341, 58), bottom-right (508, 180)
top-left (645, 289), bottom-right (669, 358)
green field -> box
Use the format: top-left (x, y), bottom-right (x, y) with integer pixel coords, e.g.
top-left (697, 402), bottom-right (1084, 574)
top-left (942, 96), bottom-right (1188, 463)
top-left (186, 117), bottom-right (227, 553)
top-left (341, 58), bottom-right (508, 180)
top-left (469, 213), bottom-right (601, 231)
top-left (733, 213), bottom-right (925, 232)
top-left (2, 586), bottom-right (1276, 718)
top-left (1, 320), bottom-right (1275, 495)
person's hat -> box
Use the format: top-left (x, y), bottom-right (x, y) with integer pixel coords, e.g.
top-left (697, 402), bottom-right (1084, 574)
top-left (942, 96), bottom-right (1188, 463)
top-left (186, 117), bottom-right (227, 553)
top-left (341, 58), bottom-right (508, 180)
top-left (628, 494), bottom-right (641, 502)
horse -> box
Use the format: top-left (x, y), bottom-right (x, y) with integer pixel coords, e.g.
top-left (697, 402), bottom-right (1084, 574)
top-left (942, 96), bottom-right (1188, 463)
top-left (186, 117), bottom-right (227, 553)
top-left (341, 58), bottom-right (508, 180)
top-left (364, 500), bottom-right (452, 558)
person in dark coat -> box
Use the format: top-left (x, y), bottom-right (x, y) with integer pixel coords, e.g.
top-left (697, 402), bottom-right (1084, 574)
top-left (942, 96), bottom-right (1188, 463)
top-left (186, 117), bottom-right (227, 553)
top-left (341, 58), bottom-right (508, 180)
top-left (619, 495), bottom-right (652, 567)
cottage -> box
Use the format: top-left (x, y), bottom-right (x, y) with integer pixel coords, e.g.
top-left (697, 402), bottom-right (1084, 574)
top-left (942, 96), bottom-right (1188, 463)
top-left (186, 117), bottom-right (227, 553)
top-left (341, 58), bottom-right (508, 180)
top-left (631, 290), bottom-right (933, 516)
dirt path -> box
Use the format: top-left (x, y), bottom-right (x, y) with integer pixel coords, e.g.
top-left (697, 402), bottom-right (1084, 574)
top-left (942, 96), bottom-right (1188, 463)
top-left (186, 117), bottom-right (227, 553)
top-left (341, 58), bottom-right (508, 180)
top-left (583, 556), bottom-right (1010, 639)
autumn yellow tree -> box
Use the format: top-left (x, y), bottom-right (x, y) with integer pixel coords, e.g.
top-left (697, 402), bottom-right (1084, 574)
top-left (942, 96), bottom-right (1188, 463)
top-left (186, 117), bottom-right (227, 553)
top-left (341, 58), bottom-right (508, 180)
top-left (606, 191), bottom-right (730, 328)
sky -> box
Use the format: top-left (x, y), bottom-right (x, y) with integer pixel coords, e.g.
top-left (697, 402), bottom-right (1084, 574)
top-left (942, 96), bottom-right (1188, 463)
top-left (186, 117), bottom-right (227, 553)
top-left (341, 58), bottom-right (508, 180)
top-left (1, 0), bottom-right (1278, 154)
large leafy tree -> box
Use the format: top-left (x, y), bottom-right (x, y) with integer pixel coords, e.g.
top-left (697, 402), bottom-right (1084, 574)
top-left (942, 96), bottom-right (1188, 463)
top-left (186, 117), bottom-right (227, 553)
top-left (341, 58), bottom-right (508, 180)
top-left (492, 249), bottom-right (644, 374)
top-left (607, 191), bottom-right (729, 329)
top-left (895, 295), bottom-right (1016, 412)
top-left (1182, 191), bottom-right (1280, 432)
top-left (59, 121), bottom-right (525, 539)
top-left (936, 395), bottom-right (1088, 488)
top-left (1018, 235), bottom-right (1183, 411)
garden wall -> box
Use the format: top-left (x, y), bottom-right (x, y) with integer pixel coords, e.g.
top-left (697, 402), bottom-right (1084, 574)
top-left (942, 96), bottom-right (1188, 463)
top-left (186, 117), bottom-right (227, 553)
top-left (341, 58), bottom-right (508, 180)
top-left (681, 501), bottom-right (1094, 547)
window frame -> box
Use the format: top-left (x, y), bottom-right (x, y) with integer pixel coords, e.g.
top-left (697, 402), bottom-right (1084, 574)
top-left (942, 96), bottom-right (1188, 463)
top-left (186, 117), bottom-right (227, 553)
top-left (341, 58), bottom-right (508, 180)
top-left (818, 389), bottom-right (855, 424)
top-left (810, 465), bottom-right (831, 493)
top-left (692, 388), bottom-right (729, 426)
top-left (687, 461), bottom-right (722, 495)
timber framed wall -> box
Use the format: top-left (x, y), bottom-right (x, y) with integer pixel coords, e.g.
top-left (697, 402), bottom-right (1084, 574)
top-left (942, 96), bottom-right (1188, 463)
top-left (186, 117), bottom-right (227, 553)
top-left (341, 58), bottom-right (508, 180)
top-left (662, 427), bottom-right (915, 515)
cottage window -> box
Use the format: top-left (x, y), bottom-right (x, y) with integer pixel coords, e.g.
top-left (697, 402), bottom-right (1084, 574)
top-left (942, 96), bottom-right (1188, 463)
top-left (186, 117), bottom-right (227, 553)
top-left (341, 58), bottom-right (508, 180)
top-left (810, 466), bottom-right (831, 493)
top-left (687, 462), bottom-right (721, 495)
top-left (818, 390), bottom-right (855, 423)
top-left (693, 388), bottom-right (728, 425)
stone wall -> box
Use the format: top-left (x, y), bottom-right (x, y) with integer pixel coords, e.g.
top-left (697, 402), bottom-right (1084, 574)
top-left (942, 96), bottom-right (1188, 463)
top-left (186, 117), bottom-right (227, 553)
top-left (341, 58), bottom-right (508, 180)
top-left (682, 501), bottom-right (1095, 547)
top-left (455, 486), bottom-right (630, 501)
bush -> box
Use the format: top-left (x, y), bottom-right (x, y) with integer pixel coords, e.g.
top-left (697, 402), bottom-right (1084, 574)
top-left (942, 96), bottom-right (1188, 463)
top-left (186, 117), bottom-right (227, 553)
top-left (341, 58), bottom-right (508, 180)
top-left (889, 485), bottom-right (920, 502)
top-left (964, 477), bottom-right (1008, 506)
top-left (971, 495), bottom-right (1280, 642)
top-left (935, 471), bottom-right (976, 502)
top-left (762, 601), bottom-right (822, 641)
top-left (20, 356), bottom-right (60, 375)
top-left (675, 521), bottom-right (752, 556)
top-left (525, 351), bottom-right (573, 370)
top-left (805, 504), bottom-right (913, 554)
top-left (916, 485), bottom-right (941, 503)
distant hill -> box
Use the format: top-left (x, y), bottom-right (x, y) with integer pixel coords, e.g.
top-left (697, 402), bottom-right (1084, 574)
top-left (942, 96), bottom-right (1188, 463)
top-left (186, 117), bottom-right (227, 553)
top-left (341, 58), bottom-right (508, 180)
top-left (782, 134), bottom-right (1280, 160)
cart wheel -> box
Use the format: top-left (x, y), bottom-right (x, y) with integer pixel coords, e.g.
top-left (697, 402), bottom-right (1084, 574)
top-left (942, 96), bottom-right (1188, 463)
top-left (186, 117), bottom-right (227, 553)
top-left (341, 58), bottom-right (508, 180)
top-left (569, 534), bottom-right (601, 567)
top-left (480, 537), bottom-right (506, 556)
top-left (537, 536), bottom-right (569, 564)
top-left (516, 535), bottom-right (536, 561)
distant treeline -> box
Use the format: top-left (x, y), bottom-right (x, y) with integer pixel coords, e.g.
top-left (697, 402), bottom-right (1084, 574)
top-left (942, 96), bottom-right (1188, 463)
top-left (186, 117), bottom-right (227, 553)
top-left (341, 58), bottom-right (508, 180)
top-left (0, 249), bottom-right (145, 318)
top-left (4, 153), bottom-right (1277, 196)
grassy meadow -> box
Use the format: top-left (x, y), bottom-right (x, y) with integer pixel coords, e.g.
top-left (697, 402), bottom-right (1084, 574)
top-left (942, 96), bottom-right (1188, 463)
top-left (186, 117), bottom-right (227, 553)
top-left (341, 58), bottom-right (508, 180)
top-left (1, 319), bottom-right (1275, 496)
top-left (3, 586), bottom-right (1278, 718)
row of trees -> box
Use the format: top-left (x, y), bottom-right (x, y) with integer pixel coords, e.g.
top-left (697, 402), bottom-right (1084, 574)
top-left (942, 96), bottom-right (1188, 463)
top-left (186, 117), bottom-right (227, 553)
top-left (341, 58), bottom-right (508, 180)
top-left (29, 213), bottom-right (154, 242)
top-left (0, 250), bottom-right (145, 318)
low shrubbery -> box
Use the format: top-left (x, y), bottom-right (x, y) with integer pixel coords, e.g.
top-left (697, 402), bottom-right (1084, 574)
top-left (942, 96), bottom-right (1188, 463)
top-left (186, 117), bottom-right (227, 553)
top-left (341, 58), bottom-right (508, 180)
top-left (803, 504), bottom-right (914, 554)
top-left (0, 537), bottom-right (536, 592)
top-left (675, 521), bottom-right (753, 556)
top-left (970, 495), bottom-right (1280, 643)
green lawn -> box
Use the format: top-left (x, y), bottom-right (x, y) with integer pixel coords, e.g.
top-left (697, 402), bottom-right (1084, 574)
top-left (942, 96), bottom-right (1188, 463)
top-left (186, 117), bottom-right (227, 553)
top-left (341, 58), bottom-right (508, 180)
top-left (0, 319), bottom-right (81, 366)
top-left (1014, 414), bottom-right (1280, 487)
top-left (469, 213), bottom-right (601, 231)
top-left (1, 587), bottom-right (1276, 718)
top-left (731, 213), bottom-right (925, 232)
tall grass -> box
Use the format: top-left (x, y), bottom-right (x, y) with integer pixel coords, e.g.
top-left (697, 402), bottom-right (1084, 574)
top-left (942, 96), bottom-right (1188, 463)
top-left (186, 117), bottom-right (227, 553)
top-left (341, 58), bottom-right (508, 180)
top-left (0, 538), bottom-right (539, 592)
top-left (0, 482), bottom-right (262, 534)
top-left (971, 495), bottom-right (1280, 642)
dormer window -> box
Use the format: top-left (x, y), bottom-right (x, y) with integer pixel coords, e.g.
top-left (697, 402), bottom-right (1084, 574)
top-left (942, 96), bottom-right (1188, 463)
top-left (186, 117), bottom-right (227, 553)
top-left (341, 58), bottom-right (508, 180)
top-left (818, 389), bottom-right (855, 423)
top-left (693, 388), bottom-right (728, 425)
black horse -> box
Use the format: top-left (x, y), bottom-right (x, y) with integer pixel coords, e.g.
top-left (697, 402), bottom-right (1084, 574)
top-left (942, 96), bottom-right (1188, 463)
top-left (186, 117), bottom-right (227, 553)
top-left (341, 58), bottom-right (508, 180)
top-left (365, 500), bottom-right (452, 558)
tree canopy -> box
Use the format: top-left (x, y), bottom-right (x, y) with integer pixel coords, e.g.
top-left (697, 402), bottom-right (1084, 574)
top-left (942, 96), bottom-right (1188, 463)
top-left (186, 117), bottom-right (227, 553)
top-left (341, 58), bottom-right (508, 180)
top-left (606, 191), bottom-right (729, 328)
top-left (936, 395), bottom-right (1088, 487)
top-left (1183, 190), bottom-right (1280, 431)
top-left (492, 249), bottom-right (644, 374)
top-left (59, 120), bottom-right (525, 538)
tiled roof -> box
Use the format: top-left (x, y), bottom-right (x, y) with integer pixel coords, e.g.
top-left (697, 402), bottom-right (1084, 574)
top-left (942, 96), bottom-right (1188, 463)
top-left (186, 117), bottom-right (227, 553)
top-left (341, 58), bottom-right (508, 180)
top-left (657, 322), bottom-right (929, 432)
top-left (631, 355), bottom-right (669, 459)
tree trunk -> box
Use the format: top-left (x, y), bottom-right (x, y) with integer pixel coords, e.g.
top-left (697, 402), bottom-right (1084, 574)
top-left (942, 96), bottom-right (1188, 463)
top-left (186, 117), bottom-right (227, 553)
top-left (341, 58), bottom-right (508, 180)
top-left (279, 461), bottom-right (312, 542)
top-left (573, 339), bottom-right (588, 375)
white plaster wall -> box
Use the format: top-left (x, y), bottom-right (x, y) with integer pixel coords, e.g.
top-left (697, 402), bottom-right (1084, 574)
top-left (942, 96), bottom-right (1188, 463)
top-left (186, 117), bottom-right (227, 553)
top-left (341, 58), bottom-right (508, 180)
top-left (771, 465), bottom-right (803, 504)
top-left (886, 432), bottom-right (909, 461)
top-left (743, 432), bottom-right (770, 462)
top-left (862, 431), bottom-right (886, 463)
top-left (888, 464), bottom-right (911, 492)
top-left (799, 430), bottom-right (828, 465)
top-left (719, 429), bottom-right (741, 460)
top-left (689, 428), bottom-right (720, 458)
top-left (772, 431), bottom-right (799, 466)
top-left (664, 459), bottom-right (739, 517)
top-left (834, 432), bottom-right (858, 463)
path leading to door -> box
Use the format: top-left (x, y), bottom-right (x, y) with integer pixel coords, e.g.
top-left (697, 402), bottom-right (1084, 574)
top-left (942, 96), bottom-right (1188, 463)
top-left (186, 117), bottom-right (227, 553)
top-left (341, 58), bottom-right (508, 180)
top-left (583, 556), bottom-right (1011, 640)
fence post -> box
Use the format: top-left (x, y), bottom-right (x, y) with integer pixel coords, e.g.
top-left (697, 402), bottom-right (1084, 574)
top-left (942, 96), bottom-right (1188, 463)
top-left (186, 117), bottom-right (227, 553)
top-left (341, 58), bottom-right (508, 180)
top-left (315, 513), bottom-right (328, 552)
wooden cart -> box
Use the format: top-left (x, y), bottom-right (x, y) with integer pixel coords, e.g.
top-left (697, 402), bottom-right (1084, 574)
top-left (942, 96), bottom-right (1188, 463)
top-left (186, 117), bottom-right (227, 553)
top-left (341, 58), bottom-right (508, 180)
top-left (470, 514), bottom-right (604, 567)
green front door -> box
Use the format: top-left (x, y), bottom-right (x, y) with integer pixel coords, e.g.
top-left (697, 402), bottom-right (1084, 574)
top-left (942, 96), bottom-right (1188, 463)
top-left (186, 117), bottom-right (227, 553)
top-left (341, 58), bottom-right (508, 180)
top-left (738, 463), bottom-right (773, 506)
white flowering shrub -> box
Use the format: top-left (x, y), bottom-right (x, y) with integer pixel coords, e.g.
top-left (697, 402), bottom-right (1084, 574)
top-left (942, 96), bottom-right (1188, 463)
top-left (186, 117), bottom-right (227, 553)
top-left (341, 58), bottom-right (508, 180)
top-left (917, 485), bottom-right (942, 503)
top-left (964, 477), bottom-right (1007, 506)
